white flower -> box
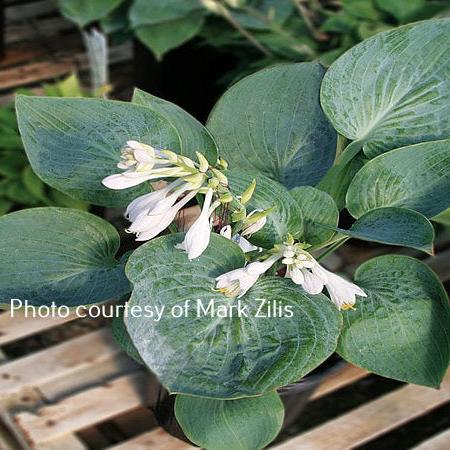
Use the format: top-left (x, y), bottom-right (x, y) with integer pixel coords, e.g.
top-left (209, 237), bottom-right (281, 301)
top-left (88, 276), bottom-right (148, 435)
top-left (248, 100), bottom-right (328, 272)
top-left (319, 266), bottom-right (367, 310)
top-left (127, 189), bottom-right (197, 241)
top-left (102, 140), bottom-right (191, 190)
top-left (283, 245), bottom-right (366, 310)
top-left (241, 209), bottom-right (267, 237)
top-left (177, 189), bottom-right (215, 260)
top-left (125, 180), bottom-right (182, 222)
top-left (220, 225), bottom-right (232, 239)
top-left (215, 255), bottom-right (280, 298)
top-left (220, 225), bottom-right (260, 253)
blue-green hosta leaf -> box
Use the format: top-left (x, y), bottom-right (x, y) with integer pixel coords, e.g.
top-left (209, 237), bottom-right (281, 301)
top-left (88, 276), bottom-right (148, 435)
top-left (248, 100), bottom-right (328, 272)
top-left (227, 169), bottom-right (303, 248)
top-left (175, 392), bottom-right (284, 450)
top-left (338, 255), bottom-right (450, 388)
top-left (290, 186), bottom-right (338, 246)
top-left (129, 0), bottom-right (202, 27)
top-left (231, 0), bottom-right (294, 30)
top-left (125, 233), bottom-right (342, 398)
top-left (433, 207), bottom-right (450, 227)
top-left (16, 96), bottom-right (182, 207)
top-left (134, 13), bottom-right (205, 60)
top-left (132, 88), bottom-right (217, 163)
top-left (112, 313), bottom-right (144, 365)
top-left (337, 207), bottom-right (435, 254)
top-left (0, 208), bottom-right (130, 306)
top-left (58, 0), bottom-right (124, 28)
top-left (346, 140), bottom-right (450, 218)
top-left (207, 63), bottom-right (337, 188)
top-left (130, 0), bottom-right (205, 59)
top-left (321, 19), bottom-right (450, 158)
top-left (375, 0), bottom-right (425, 22)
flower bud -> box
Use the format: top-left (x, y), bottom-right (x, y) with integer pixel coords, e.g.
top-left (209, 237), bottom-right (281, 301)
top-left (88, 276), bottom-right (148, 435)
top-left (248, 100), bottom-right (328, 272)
top-left (217, 157), bottom-right (229, 170)
top-left (219, 192), bottom-right (233, 203)
top-left (211, 168), bottom-right (228, 186)
top-left (240, 179), bottom-right (256, 205)
top-left (231, 207), bottom-right (246, 222)
top-left (183, 173), bottom-right (206, 189)
top-left (196, 151), bottom-right (210, 173)
top-left (208, 177), bottom-right (220, 189)
top-left (161, 150), bottom-right (178, 163)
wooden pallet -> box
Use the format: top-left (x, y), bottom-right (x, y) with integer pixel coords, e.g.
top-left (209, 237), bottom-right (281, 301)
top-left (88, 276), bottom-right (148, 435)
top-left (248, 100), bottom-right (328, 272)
top-left (0, 309), bottom-right (369, 450)
top-left (0, 0), bottom-right (133, 103)
top-left (1, 308), bottom-right (449, 449)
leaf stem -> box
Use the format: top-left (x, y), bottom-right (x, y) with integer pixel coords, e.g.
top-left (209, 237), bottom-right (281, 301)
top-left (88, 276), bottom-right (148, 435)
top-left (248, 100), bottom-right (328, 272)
top-left (219, 6), bottom-right (274, 57)
top-left (316, 236), bottom-right (349, 262)
top-left (243, 4), bottom-right (315, 56)
top-left (336, 140), bottom-right (364, 166)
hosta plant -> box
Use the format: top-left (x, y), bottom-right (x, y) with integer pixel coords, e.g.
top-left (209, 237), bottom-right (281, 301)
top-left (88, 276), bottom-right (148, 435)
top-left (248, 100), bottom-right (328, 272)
top-left (2, 19), bottom-right (450, 450)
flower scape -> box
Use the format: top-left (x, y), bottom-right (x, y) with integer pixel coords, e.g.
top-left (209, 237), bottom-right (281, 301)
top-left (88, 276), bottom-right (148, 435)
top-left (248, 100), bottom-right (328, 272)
top-left (103, 140), bottom-right (367, 310)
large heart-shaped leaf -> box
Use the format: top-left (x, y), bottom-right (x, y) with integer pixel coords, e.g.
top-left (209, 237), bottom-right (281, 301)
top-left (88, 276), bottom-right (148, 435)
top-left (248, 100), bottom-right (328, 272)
top-left (338, 255), bottom-right (450, 388)
top-left (290, 186), bottom-right (338, 246)
top-left (112, 313), bottom-right (143, 365)
top-left (227, 169), bottom-right (303, 248)
top-left (16, 96), bottom-right (181, 207)
top-left (134, 13), bottom-right (205, 60)
top-left (207, 63), bottom-right (337, 188)
top-left (175, 392), bottom-right (284, 450)
top-left (0, 208), bottom-right (130, 306)
top-left (321, 19), bottom-right (450, 159)
top-left (129, 0), bottom-right (202, 27)
top-left (336, 207), bottom-right (434, 254)
top-left (58, 0), bottom-right (124, 27)
top-left (130, 0), bottom-right (205, 59)
top-left (132, 88), bottom-right (217, 163)
top-left (125, 233), bottom-right (342, 398)
top-left (346, 140), bottom-right (450, 218)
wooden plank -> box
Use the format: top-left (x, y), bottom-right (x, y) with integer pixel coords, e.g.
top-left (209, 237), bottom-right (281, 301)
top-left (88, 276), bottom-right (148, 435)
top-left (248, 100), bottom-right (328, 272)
top-left (6, 17), bottom-right (75, 45)
top-left (0, 328), bottom-right (135, 397)
top-left (311, 364), bottom-right (368, 400)
top-left (14, 372), bottom-right (149, 446)
top-left (274, 370), bottom-right (450, 450)
top-left (35, 434), bottom-right (88, 450)
top-left (0, 311), bottom-right (78, 346)
top-left (0, 47), bottom-right (45, 68)
top-left (0, 42), bottom-right (132, 91)
top-left (0, 59), bottom-right (74, 90)
top-left (5, 0), bottom-right (56, 22)
top-left (107, 428), bottom-right (196, 450)
top-left (413, 428), bottom-right (450, 450)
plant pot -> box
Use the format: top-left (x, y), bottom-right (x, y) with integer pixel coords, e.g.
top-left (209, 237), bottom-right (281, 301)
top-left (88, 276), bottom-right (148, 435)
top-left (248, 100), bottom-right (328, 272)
top-left (147, 355), bottom-right (346, 444)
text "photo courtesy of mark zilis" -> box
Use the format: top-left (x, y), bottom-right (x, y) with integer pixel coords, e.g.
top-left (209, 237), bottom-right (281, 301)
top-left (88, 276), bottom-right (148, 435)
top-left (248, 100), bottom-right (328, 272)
top-left (5, 298), bottom-right (294, 322)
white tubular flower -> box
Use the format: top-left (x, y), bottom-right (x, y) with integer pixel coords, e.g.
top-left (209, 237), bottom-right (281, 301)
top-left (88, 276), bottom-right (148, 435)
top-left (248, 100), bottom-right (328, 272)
top-left (241, 209), bottom-right (267, 237)
top-left (102, 140), bottom-right (192, 190)
top-left (177, 189), bottom-right (216, 260)
top-left (220, 225), bottom-right (260, 253)
top-left (127, 189), bottom-right (197, 241)
top-left (215, 254), bottom-right (280, 298)
top-left (125, 180), bottom-right (182, 222)
top-left (233, 235), bottom-right (259, 253)
top-left (283, 244), bottom-right (366, 309)
top-left (220, 225), bottom-right (232, 239)
top-left (318, 266), bottom-right (367, 310)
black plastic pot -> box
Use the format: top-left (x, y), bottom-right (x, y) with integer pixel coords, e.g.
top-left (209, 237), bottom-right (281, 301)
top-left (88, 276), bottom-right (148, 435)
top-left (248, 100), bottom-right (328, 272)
top-left (147, 356), bottom-right (346, 443)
